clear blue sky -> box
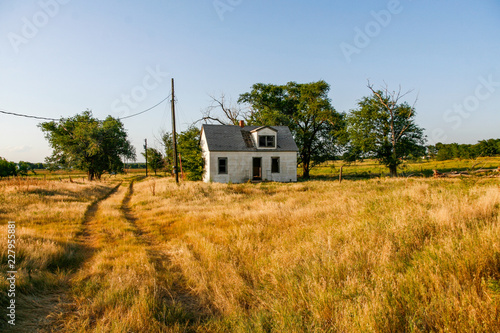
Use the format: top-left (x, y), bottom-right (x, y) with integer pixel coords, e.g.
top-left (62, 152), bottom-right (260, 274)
top-left (1, 0), bottom-right (499, 162)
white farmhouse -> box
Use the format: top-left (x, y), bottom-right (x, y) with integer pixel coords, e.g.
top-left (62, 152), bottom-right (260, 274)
top-left (200, 122), bottom-right (299, 183)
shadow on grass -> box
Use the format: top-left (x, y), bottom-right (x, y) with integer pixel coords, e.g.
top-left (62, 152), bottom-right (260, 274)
top-left (300, 165), bottom-right (497, 181)
top-left (121, 178), bottom-right (216, 330)
top-left (0, 182), bottom-right (122, 331)
top-left (28, 184), bottom-right (114, 204)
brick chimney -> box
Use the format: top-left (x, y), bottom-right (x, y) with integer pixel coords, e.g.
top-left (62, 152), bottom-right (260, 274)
top-left (238, 120), bottom-right (245, 128)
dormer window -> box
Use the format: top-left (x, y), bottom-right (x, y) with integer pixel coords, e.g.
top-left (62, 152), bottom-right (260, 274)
top-left (258, 135), bottom-right (275, 148)
top-left (251, 126), bottom-right (278, 149)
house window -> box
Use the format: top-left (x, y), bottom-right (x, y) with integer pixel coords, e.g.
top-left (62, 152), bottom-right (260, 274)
top-left (258, 135), bottom-right (275, 148)
top-left (218, 158), bottom-right (228, 174)
top-left (271, 157), bottom-right (280, 173)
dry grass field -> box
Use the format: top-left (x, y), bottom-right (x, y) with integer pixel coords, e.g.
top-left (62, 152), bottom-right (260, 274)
top-left (308, 157), bottom-right (500, 179)
top-left (1, 169), bottom-right (500, 332)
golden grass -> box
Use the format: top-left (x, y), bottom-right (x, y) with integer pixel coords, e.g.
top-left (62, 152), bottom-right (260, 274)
top-left (309, 156), bottom-right (500, 178)
top-left (58, 183), bottom-right (164, 332)
top-left (45, 178), bottom-right (200, 332)
top-left (0, 177), bottom-right (121, 328)
top-left (1, 174), bottom-right (500, 332)
top-left (0, 179), bottom-right (113, 275)
top-left (130, 177), bottom-right (500, 332)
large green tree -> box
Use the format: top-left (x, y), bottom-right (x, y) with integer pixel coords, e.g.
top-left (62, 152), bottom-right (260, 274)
top-left (346, 85), bottom-right (426, 176)
top-left (17, 161), bottom-right (31, 176)
top-left (39, 110), bottom-right (136, 180)
top-left (0, 158), bottom-right (17, 178)
top-left (142, 148), bottom-right (165, 176)
top-left (162, 126), bottom-right (204, 181)
top-left (178, 126), bottom-right (204, 181)
top-left (239, 80), bottom-right (345, 179)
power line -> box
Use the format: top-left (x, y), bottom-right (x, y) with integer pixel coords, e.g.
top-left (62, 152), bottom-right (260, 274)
top-left (0, 110), bottom-right (58, 121)
top-left (0, 94), bottom-right (171, 122)
top-left (119, 94), bottom-right (171, 120)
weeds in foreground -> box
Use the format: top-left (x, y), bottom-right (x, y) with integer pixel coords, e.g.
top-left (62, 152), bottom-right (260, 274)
top-left (1, 175), bottom-right (499, 332)
top-left (0, 178), bottom-right (118, 328)
top-left (131, 178), bottom-right (500, 332)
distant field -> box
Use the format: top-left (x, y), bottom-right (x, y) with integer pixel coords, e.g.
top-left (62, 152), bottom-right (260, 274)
top-left (24, 168), bottom-right (147, 181)
top-left (307, 157), bottom-right (500, 179)
top-left (0, 163), bottom-right (499, 332)
top-left (25, 156), bottom-right (500, 181)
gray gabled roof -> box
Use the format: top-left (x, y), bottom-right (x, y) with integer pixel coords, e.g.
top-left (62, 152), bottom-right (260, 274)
top-left (201, 124), bottom-right (299, 152)
top-left (251, 126), bottom-right (277, 133)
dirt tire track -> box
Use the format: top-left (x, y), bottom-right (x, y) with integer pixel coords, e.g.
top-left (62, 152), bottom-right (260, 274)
top-left (120, 179), bottom-right (210, 327)
top-left (77, 181), bottom-right (123, 245)
top-left (26, 181), bottom-right (124, 333)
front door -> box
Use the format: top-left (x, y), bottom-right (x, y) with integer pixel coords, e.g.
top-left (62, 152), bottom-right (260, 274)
top-left (252, 157), bottom-right (262, 180)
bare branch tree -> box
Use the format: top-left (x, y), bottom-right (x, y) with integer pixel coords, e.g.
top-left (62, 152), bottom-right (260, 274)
top-left (197, 93), bottom-right (249, 125)
top-left (367, 80), bottom-right (418, 154)
top-left (357, 80), bottom-right (425, 177)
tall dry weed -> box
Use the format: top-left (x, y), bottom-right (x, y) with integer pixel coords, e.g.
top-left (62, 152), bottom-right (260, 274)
top-left (131, 178), bottom-right (500, 332)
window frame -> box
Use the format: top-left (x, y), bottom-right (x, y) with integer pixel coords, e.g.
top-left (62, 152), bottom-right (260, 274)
top-left (258, 135), bottom-right (276, 148)
top-left (218, 157), bottom-right (228, 174)
top-left (271, 157), bottom-right (280, 173)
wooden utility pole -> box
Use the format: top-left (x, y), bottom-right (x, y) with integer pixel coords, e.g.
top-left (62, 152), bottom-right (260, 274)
top-left (171, 78), bottom-right (179, 184)
top-left (178, 152), bottom-right (184, 180)
top-left (144, 139), bottom-right (148, 177)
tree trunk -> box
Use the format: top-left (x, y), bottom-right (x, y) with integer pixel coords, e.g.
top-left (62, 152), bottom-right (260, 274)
top-left (389, 164), bottom-right (398, 177)
top-left (302, 162), bottom-right (310, 179)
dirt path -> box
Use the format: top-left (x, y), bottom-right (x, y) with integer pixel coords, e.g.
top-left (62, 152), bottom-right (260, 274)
top-left (12, 182), bottom-right (123, 333)
top-left (120, 179), bottom-right (209, 326)
top-left (14, 178), bottom-right (207, 332)
top-left (77, 181), bottom-right (123, 247)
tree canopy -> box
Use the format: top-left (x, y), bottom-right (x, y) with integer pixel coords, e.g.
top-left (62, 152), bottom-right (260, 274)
top-left (142, 148), bottom-right (164, 176)
top-left (162, 126), bottom-right (204, 181)
top-left (346, 85), bottom-right (426, 176)
top-left (0, 158), bottom-right (17, 178)
top-left (239, 80), bottom-right (345, 178)
top-left (39, 110), bottom-right (136, 180)
top-left (428, 139), bottom-right (500, 161)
